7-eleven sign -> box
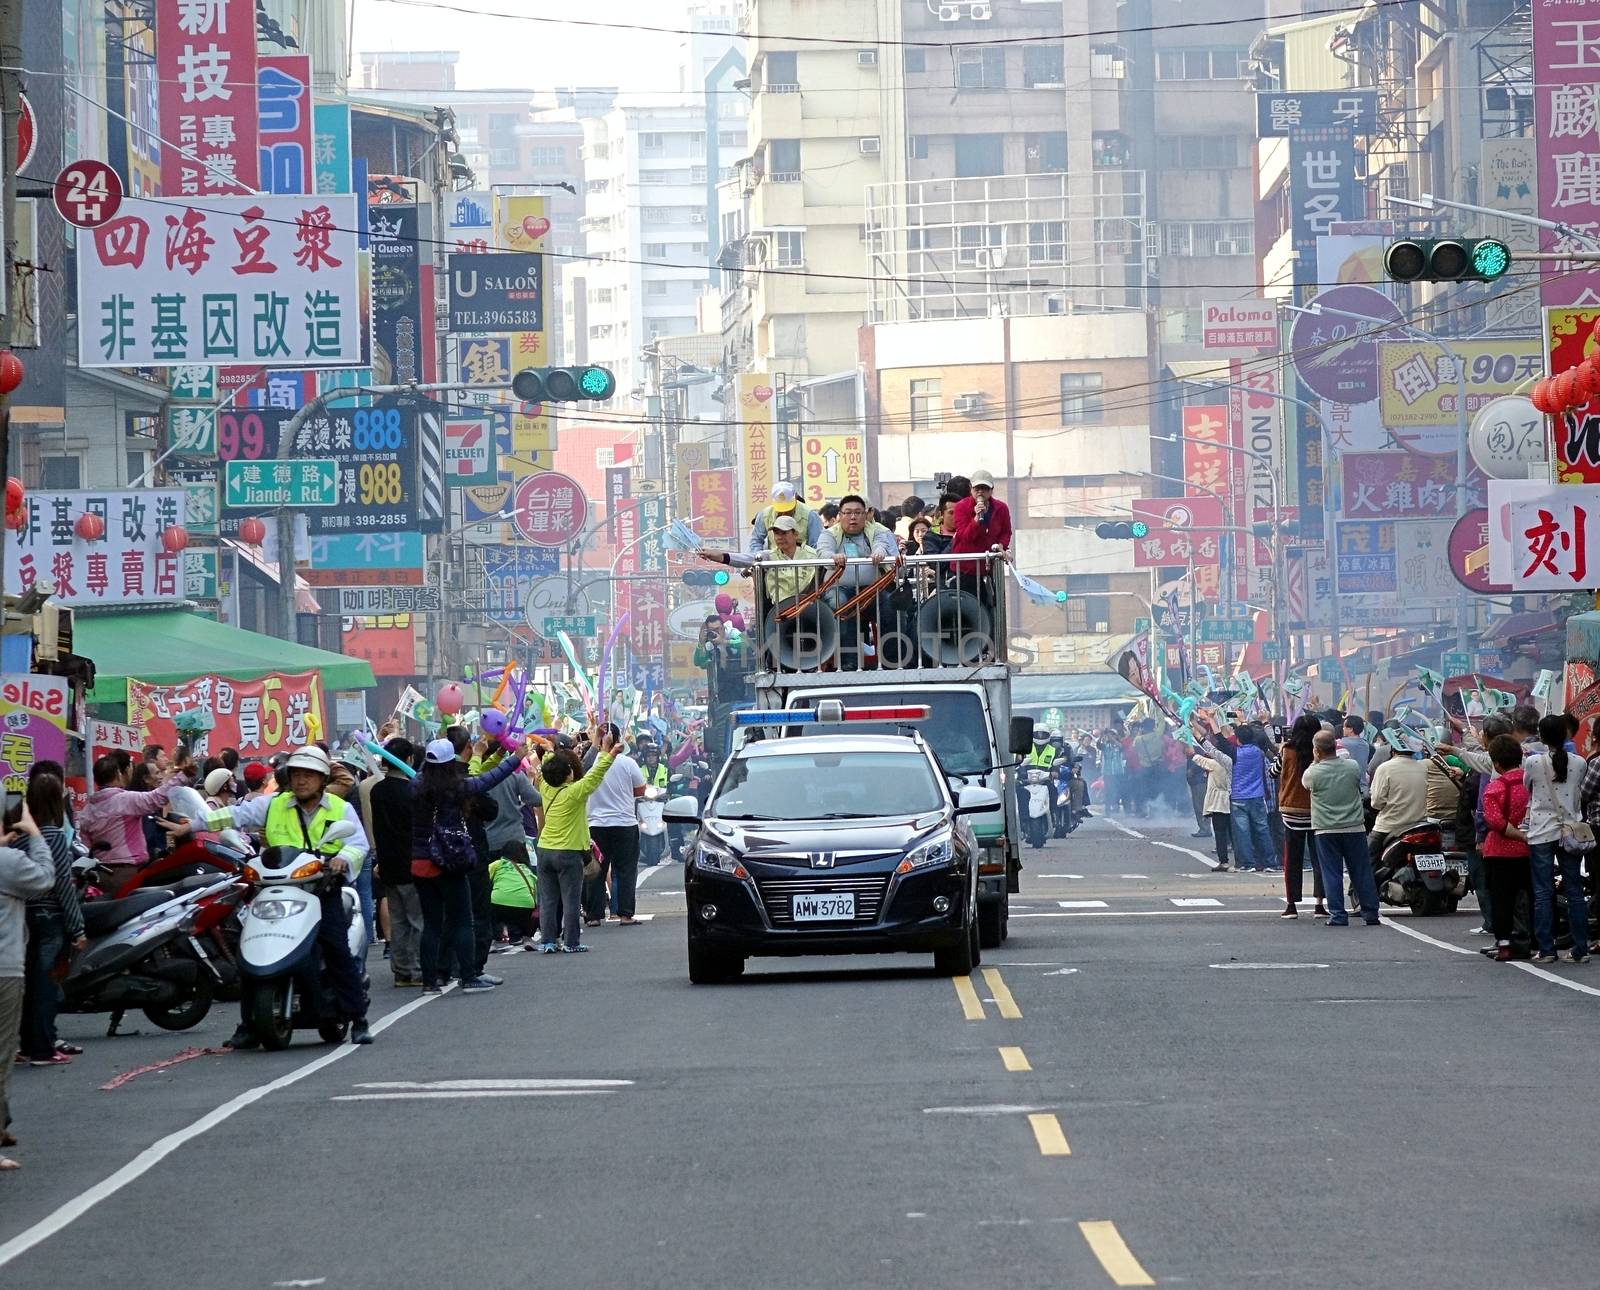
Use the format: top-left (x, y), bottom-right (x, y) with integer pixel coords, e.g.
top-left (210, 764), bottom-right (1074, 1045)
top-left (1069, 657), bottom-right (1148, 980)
top-left (444, 415), bottom-right (498, 487)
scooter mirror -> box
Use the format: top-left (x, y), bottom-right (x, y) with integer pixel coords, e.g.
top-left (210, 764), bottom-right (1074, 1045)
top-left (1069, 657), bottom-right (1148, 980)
top-left (322, 819), bottom-right (358, 845)
top-left (167, 785), bottom-right (208, 822)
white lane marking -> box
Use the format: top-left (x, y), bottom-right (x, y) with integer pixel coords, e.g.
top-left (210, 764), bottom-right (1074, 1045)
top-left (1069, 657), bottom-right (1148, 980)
top-left (1038, 873), bottom-right (1085, 879)
top-left (1107, 819), bottom-right (1147, 841)
top-left (1118, 873), bottom-right (1151, 880)
top-left (1210, 962), bottom-right (1330, 970)
top-left (333, 1090), bottom-right (616, 1101)
top-left (272, 1281), bottom-right (326, 1288)
top-left (1042, 968), bottom-right (1080, 976)
top-left (1057, 900), bottom-right (1109, 909)
top-left (1170, 897), bottom-right (1223, 907)
top-left (0, 987), bottom-right (446, 1269)
top-left (1014, 909), bottom-right (1282, 918)
top-left (636, 863), bottom-right (676, 888)
top-left (922, 1104), bottom-right (1055, 1115)
top-left (1149, 839), bottom-right (1223, 872)
top-left (1381, 917), bottom-right (1600, 998)
top-left (354, 1079), bottom-right (632, 1090)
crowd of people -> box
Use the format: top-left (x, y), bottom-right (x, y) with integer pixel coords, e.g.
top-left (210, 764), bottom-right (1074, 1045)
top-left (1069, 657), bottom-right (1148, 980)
top-left (0, 715), bottom-right (705, 1172)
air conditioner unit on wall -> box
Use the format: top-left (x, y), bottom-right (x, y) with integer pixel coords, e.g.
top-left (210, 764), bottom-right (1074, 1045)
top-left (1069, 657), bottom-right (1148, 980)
top-left (859, 136), bottom-right (882, 155)
top-left (952, 393), bottom-right (984, 415)
top-left (931, 2), bottom-right (960, 20)
top-left (858, 49), bottom-right (878, 66)
top-left (969, 2), bottom-right (993, 18)
top-left (1212, 239), bottom-right (1248, 256)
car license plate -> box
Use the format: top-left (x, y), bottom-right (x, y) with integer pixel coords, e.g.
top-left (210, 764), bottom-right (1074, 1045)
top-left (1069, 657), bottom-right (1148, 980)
top-left (792, 892), bottom-right (856, 921)
top-left (1413, 853), bottom-right (1465, 874)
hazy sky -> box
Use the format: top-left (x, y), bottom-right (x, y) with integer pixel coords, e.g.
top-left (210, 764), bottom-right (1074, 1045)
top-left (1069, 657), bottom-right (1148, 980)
top-left (350, 0), bottom-right (690, 94)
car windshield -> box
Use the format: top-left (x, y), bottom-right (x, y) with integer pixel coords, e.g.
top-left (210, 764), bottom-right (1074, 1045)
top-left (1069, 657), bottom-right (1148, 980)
top-left (789, 690), bottom-right (991, 777)
top-left (711, 751), bottom-right (945, 821)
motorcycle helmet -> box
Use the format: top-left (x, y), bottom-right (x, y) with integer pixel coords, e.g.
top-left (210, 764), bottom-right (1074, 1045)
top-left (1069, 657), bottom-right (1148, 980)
top-left (1033, 728), bottom-right (1051, 743)
top-left (285, 745), bottom-right (333, 777)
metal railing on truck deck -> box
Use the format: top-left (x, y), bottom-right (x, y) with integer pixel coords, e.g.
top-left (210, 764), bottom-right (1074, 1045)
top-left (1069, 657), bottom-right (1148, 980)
top-left (745, 549), bottom-right (1010, 675)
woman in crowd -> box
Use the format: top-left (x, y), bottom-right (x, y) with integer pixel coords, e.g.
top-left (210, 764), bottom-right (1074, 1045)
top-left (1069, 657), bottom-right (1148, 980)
top-left (1480, 735), bottom-right (1532, 963)
top-left (535, 724), bottom-right (619, 954)
top-left (17, 774), bottom-right (83, 1067)
top-left (1522, 713), bottom-right (1589, 964)
top-left (1275, 714), bottom-right (1325, 919)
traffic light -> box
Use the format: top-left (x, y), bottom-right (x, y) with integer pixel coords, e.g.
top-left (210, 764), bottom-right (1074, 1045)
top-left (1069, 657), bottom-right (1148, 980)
top-left (682, 568), bottom-right (731, 588)
top-left (1095, 520), bottom-right (1150, 540)
top-left (1054, 590), bottom-right (1068, 604)
top-left (1384, 237), bottom-right (1511, 284)
top-left (511, 365), bottom-right (617, 403)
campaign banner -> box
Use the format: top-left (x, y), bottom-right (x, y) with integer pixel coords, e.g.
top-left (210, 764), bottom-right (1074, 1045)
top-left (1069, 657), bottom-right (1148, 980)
top-left (7, 489), bottom-right (184, 606)
top-left (1339, 451), bottom-right (1463, 521)
top-left (446, 252), bottom-right (543, 332)
top-left (258, 54), bottom-right (313, 195)
top-left (77, 195), bottom-right (362, 368)
top-left (1534, 10), bottom-right (1600, 306)
top-left (737, 376), bottom-right (775, 532)
top-left (128, 671), bottom-right (327, 759)
top-left (0, 675), bottom-right (69, 794)
top-left (155, 0), bottom-right (258, 197)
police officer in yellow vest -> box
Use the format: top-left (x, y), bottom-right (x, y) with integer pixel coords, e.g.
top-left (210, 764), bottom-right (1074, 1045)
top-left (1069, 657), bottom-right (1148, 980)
top-left (1018, 728), bottom-right (1057, 828)
top-left (199, 745), bottom-right (374, 1048)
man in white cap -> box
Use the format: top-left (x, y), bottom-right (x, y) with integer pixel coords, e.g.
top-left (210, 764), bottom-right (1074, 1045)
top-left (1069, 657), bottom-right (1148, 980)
top-left (749, 480), bottom-right (822, 553)
top-left (703, 514), bottom-right (820, 604)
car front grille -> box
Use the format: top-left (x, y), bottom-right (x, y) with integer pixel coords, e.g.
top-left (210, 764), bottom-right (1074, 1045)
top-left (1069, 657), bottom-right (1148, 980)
top-left (755, 874), bottom-right (890, 926)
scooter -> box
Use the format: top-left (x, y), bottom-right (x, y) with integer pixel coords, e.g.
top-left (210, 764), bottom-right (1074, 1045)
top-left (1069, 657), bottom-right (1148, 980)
top-left (1050, 764), bottom-right (1074, 837)
top-left (1370, 818), bottom-right (1468, 915)
top-left (237, 819), bottom-right (369, 1050)
top-left (638, 785), bottom-right (668, 865)
top-left (1022, 767), bottom-right (1052, 849)
top-left (62, 878), bottom-right (236, 1034)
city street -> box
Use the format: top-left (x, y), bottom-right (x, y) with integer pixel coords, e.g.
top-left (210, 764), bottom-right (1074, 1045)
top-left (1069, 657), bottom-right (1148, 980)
top-left (3, 817), bottom-right (1597, 1289)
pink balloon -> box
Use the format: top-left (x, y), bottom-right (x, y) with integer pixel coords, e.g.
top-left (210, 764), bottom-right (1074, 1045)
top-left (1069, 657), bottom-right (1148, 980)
top-left (714, 593), bottom-right (734, 615)
top-left (729, 612), bottom-right (745, 631)
top-left (436, 682), bottom-right (464, 716)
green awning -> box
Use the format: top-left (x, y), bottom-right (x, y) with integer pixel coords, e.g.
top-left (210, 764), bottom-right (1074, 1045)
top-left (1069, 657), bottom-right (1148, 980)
top-left (77, 609), bottom-right (376, 706)
top-left (1013, 673), bottom-right (1142, 707)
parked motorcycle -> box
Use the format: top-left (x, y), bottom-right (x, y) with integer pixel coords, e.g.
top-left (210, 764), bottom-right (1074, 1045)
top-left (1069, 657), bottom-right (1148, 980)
top-left (62, 878), bottom-right (236, 1034)
top-left (1022, 767), bottom-right (1051, 849)
top-left (237, 820), bottom-right (369, 1050)
top-left (1370, 819), bottom-right (1468, 915)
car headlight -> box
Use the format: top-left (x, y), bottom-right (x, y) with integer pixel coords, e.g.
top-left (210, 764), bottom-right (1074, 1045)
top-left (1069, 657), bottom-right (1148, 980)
top-left (250, 898), bottom-right (310, 921)
top-left (694, 843), bottom-right (749, 880)
top-left (898, 832), bottom-right (954, 874)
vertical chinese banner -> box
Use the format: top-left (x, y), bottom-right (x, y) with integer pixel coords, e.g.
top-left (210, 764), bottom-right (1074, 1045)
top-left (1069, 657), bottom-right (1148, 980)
top-left (1182, 405), bottom-right (1239, 599)
top-left (496, 195), bottom-right (552, 476)
top-left (737, 375), bottom-right (775, 532)
top-left (690, 469), bottom-right (737, 542)
top-left (312, 102), bottom-right (352, 196)
top-left (606, 466), bottom-right (630, 541)
top-left (258, 54), bottom-right (313, 195)
top-left (155, 0), bottom-right (259, 196)
top-left (1534, 12), bottom-right (1600, 308)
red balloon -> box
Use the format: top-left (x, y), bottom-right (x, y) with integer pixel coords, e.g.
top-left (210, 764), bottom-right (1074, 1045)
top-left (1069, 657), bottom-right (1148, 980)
top-left (0, 351), bottom-right (24, 395)
top-left (238, 516), bottom-right (267, 546)
top-left (160, 524), bottom-right (189, 553)
top-left (3, 478), bottom-right (21, 514)
top-left (5, 508), bottom-right (24, 533)
top-left (73, 512), bottom-right (104, 542)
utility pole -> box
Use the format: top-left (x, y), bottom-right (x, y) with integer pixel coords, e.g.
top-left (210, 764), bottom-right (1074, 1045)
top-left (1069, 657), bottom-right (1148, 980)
top-left (0, 0), bottom-right (24, 592)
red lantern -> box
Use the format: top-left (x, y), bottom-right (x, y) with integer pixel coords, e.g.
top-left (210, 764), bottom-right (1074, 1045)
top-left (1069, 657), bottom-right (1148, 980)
top-left (3, 478), bottom-right (22, 514)
top-left (1579, 361), bottom-right (1600, 404)
top-left (1531, 379), bottom-right (1556, 414)
top-left (1557, 367), bottom-right (1583, 411)
top-left (0, 351), bottom-right (24, 395)
top-left (5, 509), bottom-right (23, 533)
top-left (238, 516), bottom-right (267, 546)
top-left (160, 524), bottom-right (189, 553)
top-left (73, 512), bottom-right (105, 542)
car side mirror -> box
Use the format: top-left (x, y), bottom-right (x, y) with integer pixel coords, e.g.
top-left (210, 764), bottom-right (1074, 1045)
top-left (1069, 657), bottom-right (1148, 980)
top-left (663, 794), bottom-right (702, 824)
top-left (956, 786), bottom-right (1002, 815)
top-left (1009, 716), bottom-right (1034, 756)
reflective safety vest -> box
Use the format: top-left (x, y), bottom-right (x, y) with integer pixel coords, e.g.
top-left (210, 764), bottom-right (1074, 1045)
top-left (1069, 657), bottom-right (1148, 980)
top-left (1026, 745), bottom-right (1056, 768)
top-left (643, 762), bottom-right (670, 790)
top-left (263, 791), bottom-right (345, 853)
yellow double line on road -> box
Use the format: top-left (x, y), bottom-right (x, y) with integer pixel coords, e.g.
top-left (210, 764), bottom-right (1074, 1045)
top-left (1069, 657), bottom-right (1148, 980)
top-left (946, 966), bottom-right (1156, 1287)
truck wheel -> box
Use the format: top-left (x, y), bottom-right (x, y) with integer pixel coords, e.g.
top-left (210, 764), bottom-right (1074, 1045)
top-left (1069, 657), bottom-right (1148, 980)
top-left (688, 940), bottom-right (745, 985)
top-left (247, 980), bottom-right (294, 1050)
top-left (979, 889), bottom-right (1008, 949)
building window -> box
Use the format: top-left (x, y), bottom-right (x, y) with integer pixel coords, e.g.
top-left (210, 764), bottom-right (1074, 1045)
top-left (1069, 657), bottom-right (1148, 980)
top-left (956, 46), bottom-right (1006, 89)
top-left (691, 165), bottom-right (707, 182)
top-left (719, 130), bottom-right (742, 145)
top-left (1155, 47), bottom-right (1245, 80)
top-left (640, 132), bottom-right (664, 149)
top-left (646, 280), bottom-right (670, 296)
top-left (489, 148), bottom-right (516, 167)
top-left (1023, 44), bottom-right (1064, 86)
top-left (955, 223), bottom-right (1004, 266)
top-left (910, 378), bottom-right (942, 431)
top-left (1154, 134), bottom-right (1240, 168)
top-left (644, 242), bottom-right (668, 257)
top-left (40, 456), bottom-right (81, 489)
top-left (1027, 220), bottom-right (1066, 264)
top-left (1060, 373), bottom-right (1105, 424)
top-left (772, 230), bottom-right (805, 266)
top-left (904, 47), bottom-right (926, 73)
top-left (530, 146), bottom-right (566, 168)
top-left (1156, 219), bottom-right (1253, 256)
top-left (642, 206), bottom-right (671, 221)
top-left (1025, 131), bottom-right (1068, 173)
top-left (765, 50), bottom-right (798, 88)
top-left (768, 138), bottom-right (801, 176)
top-left (953, 133), bottom-right (1004, 177)
top-left (909, 135), bottom-right (929, 160)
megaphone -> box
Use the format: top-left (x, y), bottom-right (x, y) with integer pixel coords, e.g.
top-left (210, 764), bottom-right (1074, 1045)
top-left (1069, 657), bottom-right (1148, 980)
top-left (762, 596), bottom-right (839, 671)
top-left (916, 589), bottom-right (993, 665)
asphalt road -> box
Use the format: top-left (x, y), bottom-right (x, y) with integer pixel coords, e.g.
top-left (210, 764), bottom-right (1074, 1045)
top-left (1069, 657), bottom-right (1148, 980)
top-left (4, 814), bottom-right (1600, 1289)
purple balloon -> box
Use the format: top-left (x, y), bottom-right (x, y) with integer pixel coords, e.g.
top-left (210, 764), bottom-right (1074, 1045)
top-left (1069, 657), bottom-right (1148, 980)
top-left (482, 710), bottom-right (509, 738)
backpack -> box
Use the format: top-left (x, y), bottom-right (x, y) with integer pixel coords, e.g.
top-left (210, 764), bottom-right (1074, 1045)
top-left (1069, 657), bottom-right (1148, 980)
top-left (429, 806), bottom-right (478, 874)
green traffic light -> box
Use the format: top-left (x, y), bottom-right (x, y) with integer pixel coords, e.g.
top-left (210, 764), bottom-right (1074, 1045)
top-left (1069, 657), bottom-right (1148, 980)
top-left (713, 569), bottom-right (730, 585)
top-left (1130, 520), bottom-right (1149, 538)
top-left (1054, 590), bottom-right (1068, 604)
top-left (579, 366), bottom-right (616, 398)
top-left (1472, 239), bottom-right (1510, 280)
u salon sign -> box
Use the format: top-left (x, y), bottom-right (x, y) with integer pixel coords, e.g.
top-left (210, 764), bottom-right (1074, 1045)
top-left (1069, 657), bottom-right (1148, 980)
top-left (446, 251), bottom-right (543, 332)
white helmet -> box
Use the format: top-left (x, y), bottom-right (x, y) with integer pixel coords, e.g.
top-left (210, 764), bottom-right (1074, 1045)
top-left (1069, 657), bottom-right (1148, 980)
top-left (285, 745), bottom-right (332, 777)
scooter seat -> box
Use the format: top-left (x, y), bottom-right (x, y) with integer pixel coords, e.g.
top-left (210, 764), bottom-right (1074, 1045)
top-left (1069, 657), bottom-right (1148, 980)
top-left (82, 889), bottom-right (177, 937)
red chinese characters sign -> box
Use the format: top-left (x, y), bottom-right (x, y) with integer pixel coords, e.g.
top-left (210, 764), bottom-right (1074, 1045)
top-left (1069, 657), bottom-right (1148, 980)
top-left (690, 469), bottom-right (737, 543)
top-left (630, 583), bottom-right (667, 659)
top-left (156, 0), bottom-right (259, 197)
top-left (1535, 8), bottom-right (1600, 307)
top-left (1338, 451), bottom-right (1462, 520)
top-left (511, 471), bottom-right (586, 547)
top-left (1505, 485), bottom-right (1600, 591)
top-left (127, 671), bottom-right (327, 759)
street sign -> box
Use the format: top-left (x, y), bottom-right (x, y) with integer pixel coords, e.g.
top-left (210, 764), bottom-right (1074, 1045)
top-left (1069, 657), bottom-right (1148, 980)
top-left (53, 159), bottom-right (123, 229)
top-left (511, 471), bottom-right (586, 547)
top-left (1321, 656), bottom-right (1344, 678)
top-left (1261, 641), bottom-right (1284, 662)
top-left (1133, 617), bottom-right (1151, 634)
top-left (1441, 651), bottom-right (1472, 677)
top-left (542, 613), bottom-right (597, 637)
top-left (1200, 618), bottom-right (1255, 643)
top-left (337, 586), bottom-right (443, 615)
top-left (224, 459), bottom-right (338, 508)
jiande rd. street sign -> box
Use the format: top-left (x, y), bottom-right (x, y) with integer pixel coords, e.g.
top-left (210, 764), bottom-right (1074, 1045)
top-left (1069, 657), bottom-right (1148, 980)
top-left (224, 459), bottom-right (338, 508)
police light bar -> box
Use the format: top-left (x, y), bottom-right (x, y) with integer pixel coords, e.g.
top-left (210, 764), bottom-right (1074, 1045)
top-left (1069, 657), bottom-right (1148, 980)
top-left (732, 703), bottom-right (932, 727)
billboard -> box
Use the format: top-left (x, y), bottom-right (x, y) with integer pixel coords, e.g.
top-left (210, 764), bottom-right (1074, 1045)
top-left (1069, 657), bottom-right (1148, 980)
top-left (155, 0), bottom-right (258, 196)
top-left (7, 490), bottom-right (185, 606)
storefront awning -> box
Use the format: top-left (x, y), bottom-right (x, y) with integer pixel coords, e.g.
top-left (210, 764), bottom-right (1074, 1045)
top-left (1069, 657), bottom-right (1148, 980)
top-left (1013, 673), bottom-right (1142, 708)
top-left (77, 609), bottom-right (376, 705)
